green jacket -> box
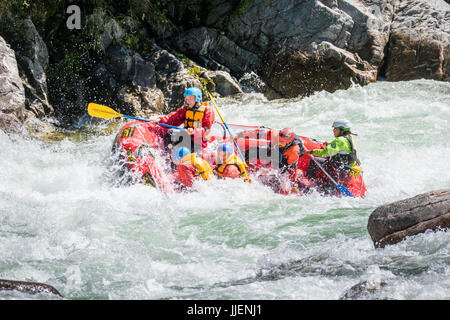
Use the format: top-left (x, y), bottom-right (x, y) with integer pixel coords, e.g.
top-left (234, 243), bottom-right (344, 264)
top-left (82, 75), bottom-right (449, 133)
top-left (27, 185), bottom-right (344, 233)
top-left (312, 136), bottom-right (357, 167)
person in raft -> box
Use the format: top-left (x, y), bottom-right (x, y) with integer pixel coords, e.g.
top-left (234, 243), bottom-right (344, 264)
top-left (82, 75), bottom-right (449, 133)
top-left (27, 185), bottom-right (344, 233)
top-left (172, 146), bottom-right (214, 190)
top-left (214, 143), bottom-right (250, 182)
top-left (304, 119), bottom-right (363, 192)
top-left (158, 87), bottom-right (215, 155)
top-left (231, 127), bottom-right (307, 194)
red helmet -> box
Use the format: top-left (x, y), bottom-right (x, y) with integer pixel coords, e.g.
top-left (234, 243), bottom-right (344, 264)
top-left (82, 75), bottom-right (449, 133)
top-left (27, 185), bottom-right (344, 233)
top-left (279, 128), bottom-right (295, 144)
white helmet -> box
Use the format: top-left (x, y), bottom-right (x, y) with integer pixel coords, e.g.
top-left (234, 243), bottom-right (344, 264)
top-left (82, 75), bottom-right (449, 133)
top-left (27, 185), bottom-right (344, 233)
top-left (332, 119), bottom-right (351, 131)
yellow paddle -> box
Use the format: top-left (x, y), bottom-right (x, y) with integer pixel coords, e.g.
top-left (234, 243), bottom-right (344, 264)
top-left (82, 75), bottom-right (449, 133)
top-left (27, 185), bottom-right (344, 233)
top-left (87, 103), bottom-right (186, 131)
top-left (206, 91), bottom-right (250, 182)
top-left (87, 103), bottom-right (123, 119)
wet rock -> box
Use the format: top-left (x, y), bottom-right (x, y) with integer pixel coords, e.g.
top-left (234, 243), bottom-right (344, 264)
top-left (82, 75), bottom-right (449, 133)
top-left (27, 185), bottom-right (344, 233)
top-left (262, 42), bottom-right (377, 98)
top-left (367, 189), bottom-right (450, 248)
top-left (385, 0), bottom-right (450, 81)
top-left (0, 113), bottom-right (29, 137)
top-left (147, 45), bottom-right (184, 77)
top-left (23, 111), bottom-right (63, 140)
top-left (238, 71), bottom-right (267, 93)
top-left (117, 86), bottom-right (166, 118)
top-left (147, 45), bottom-right (214, 112)
top-left (86, 9), bottom-right (125, 54)
top-left (6, 19), bottom-right (53, 118)
top-left (340, 280), bottom-right (388, 300)
top-left (0, 35), bottom-right (27, 135)
top-left (202, 70), bottom-right (244, 96)
top-left (172, 26), bottom-right (261, 76)
top-left (0, 279), bottom-right (62, 297)
top-left (173, 0), bottom-right (396, 98)
top-left (106, 45), bottom-right (156, 89)
top-left (160, 69), bottom-right (203, 113)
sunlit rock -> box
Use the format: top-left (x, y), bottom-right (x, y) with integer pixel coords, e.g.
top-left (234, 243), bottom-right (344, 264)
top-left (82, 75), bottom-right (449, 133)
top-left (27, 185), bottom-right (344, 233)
top-left (367, 189), bottom-right (450, 248)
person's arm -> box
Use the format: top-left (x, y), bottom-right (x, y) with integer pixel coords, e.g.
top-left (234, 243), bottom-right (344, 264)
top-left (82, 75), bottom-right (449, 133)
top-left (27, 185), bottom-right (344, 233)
top-left (157, 106), bottom-right (186, 127)
top-left (311, 138), bottom-right (347, 157)
top-left (283, 145), bottom-right (300, 165)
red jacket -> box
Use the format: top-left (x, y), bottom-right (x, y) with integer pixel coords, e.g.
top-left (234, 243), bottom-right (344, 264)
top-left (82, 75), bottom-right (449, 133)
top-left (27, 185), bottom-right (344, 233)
top-left (157, 104), bottom-right (215, 148)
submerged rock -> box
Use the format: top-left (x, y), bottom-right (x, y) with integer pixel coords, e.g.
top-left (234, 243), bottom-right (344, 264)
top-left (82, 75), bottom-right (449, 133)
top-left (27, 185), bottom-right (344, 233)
top-left (340, 280), bottom-right (389, 300)
top-left (367, 189), bottom-right (450, 248)
top-left (0, 279), bottom-right (62, 297)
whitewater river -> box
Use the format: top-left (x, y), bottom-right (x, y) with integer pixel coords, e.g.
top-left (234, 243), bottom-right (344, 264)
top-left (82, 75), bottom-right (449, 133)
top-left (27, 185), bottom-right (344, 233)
top-left (1, 80), bottom-right (449, 300)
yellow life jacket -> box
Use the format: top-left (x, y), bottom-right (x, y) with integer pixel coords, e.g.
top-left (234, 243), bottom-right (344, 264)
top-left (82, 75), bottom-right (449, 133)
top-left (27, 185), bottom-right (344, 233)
top-left (215, 154), bottom-right (250, 182)
top-left (181, 153), bottom-right (213, 181)
top-left (184, 102), bottom-right (209, 129)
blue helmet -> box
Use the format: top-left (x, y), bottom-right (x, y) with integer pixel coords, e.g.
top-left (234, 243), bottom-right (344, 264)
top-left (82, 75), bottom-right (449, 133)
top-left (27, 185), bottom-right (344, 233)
top-left (184, 87), bottom-right (202, 103)
top-left (218, 143), bottom-right (234, 155)
top-left (172, 146), bottom-right (191, 162)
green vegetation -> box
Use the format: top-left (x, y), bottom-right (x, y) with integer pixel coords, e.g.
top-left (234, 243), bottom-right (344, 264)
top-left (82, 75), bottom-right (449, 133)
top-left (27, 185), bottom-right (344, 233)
top-left (181, 56), bottom-right (216, 96)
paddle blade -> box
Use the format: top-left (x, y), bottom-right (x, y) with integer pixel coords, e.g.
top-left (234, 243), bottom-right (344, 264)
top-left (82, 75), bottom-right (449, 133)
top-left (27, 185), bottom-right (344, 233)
top-left (88, 103), bottom-right (123, 119)
top-left (337, 184), bottom-right (355, 197)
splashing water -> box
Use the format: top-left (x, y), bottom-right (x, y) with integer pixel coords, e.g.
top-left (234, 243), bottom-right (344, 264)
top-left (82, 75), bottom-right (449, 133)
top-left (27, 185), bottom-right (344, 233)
top-left (1, 80), bottom-right (449, 300)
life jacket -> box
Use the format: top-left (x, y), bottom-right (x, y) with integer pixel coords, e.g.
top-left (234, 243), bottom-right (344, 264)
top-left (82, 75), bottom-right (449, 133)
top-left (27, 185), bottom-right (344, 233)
top-left (329, 135), bottom-right (362, 175)
top-left (180, 153), bottom-right (213, 180)
top-left (214, 154), bottom-right (250, 182)
top-left (279, 135), bottom-right (305, 171)
top-left (184, 102), bottom-right (209, 129)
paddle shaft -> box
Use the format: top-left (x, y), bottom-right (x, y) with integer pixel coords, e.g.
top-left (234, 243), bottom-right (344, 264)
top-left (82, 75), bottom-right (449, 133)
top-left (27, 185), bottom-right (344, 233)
top-left (121, 115), bottom-right (186, 131)
top-left (306, 149), bottom-right (354, 197)
top-left (206, 91), bottom-right (247, 164)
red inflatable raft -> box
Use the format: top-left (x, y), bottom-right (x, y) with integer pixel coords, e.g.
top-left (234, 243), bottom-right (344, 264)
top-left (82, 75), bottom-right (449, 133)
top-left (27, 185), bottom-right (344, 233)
top-left (110, 121), bottom-right (366, 197)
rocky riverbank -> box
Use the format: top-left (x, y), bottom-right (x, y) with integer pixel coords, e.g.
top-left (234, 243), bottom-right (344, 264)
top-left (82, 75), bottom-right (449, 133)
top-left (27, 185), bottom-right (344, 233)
top-left (0, 0), bottom-right (448, 137)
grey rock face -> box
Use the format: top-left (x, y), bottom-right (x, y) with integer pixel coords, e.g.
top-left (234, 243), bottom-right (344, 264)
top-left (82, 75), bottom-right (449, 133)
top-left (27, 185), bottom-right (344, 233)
top-left (106, 45), bottom-right (156, 89)
top-left (0, 35), bottom-right (27, 135)
top-left (261, 41), bottom-right (377, 98)
top-left (224, 0), bottom-right (396, 66)
top-left (172, 27), bottom-right (261, 76)
top-left (86, 9), bottom-right (125, 54)
top-left (7, 19), bottom-right (52, 118)
top-left (385, 0), bottom-right (450, 81)
top-left (172, 0), bottom-right (398, 98)
top-left (202, 70), bottom-right (244, 96)
top-left (367, 189), bottom-right (450, 248)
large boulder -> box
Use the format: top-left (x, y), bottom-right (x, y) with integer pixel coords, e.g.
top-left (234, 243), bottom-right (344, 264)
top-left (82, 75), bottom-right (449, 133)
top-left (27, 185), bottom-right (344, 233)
top-left (86, 9), bottom-right (125, 54)
top-left (5, 19), bottom-right (53, 118)
top-left (367, 189), bottom-right (450, 248)
top-left (174, 0), bottom-right (398, 98)
top-left (147, 45), bottom-right (243, 112)
top-left (385, 0), bottom-right (450, 81)
top-left (172, 27), bottom-right (261, 76)
top-left (202, 70), bottom-right (244, 96)
top-left (261, 41), bottom-right (377, 98)
top-left (0, 35), bottom-right (27, 135)
top-left (105, 45), bottom-right (156, 89)
top-left (89, 45), bottom-right (167, 117)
